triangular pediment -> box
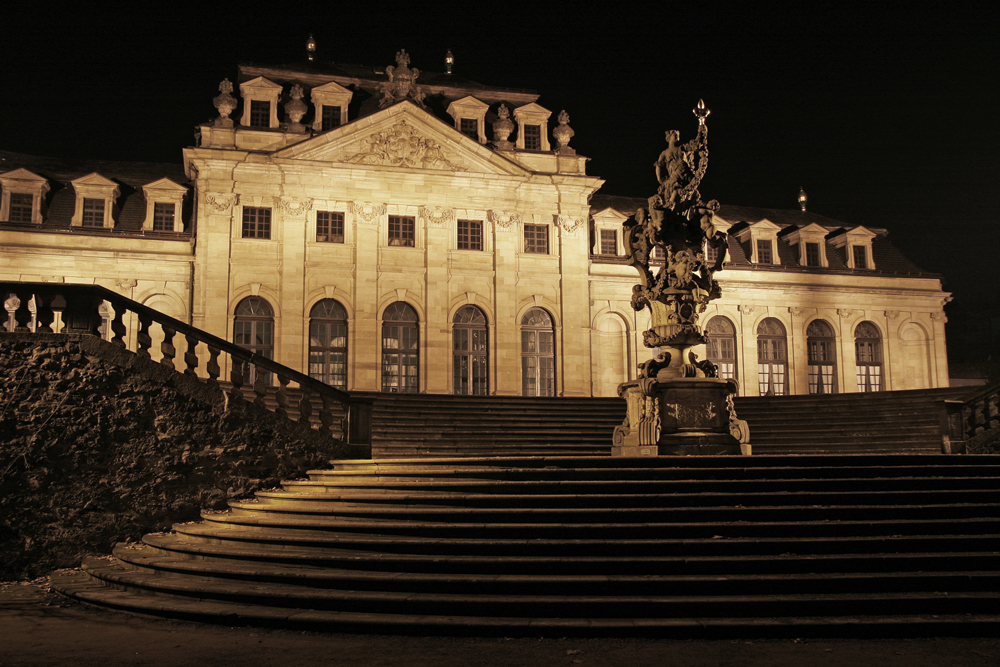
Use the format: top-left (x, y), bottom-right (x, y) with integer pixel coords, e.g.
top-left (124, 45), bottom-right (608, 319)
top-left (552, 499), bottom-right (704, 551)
top-left (0, 168), bottom-right (48, 184)
top-left (240, 76), bottom-right (283, 92)
top-left (142, 177), bottom-right (187, 192)
top-left (272, 102), bottom-right (529, 176)
top-left (71, 172), bottom-right (118, 188)
top-left (748, 218), bottom-right (781, 232)
top-left (447, 95), bottom-right (489, 115)
top-left (513, 102), bottom-right (552, 119)
top-left (592, 207), bottom-right (629, 225)
top-left (311, 80), bottom-right (352, 95)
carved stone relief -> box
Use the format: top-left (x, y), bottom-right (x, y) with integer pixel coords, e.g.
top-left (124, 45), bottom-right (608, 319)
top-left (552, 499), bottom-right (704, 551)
top-left (353, 202), bottom-right (386, 224)
top-left (418, 206), bottom-right (455, 228)
top-left (205, 193), bottom-right (238, 212)
top-left (340, 121), bottom-right (463, 171)
top-left (555, 215), bottom-right (584, 236)
top-left (488, 210), bottom-right (520, 232)
top-left (278, 197), bottom-right (313, 217)
top-left (837, 308), bottom-right (856, 318)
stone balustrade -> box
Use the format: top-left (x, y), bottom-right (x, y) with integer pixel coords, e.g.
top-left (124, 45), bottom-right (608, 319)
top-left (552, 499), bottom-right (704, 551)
top-left (0, 281), bottom-right (373, 449)
top-left (942, 382), bottom-right (1000, 453)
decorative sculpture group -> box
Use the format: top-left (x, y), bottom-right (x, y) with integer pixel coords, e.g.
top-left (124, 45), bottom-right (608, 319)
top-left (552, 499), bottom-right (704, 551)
top-left (613, 101), bottom-right (750, 456)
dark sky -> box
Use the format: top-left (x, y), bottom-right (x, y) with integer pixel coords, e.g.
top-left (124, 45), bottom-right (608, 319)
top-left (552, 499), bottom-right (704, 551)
top-left (2, 4), bottom-right (997, 336)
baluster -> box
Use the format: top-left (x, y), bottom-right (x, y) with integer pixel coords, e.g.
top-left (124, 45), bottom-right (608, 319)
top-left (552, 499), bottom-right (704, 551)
top-left (160, 325), bottom-right (176, 370)
top-left (136, 313), bottom-right (153, 358)
top-left (61, 291), bottom-right (102, 334)
top-left (34, 292), bottom-right (55, 332)
top-left (989, 394), bottom-right (1000, 430)
top-left (206, 345), bottom-right (222, 386)
top-left (183, 335), bottom-right (199, 376)
top-left (275, 375), bottom-right (290, 419)
top-left (13, 291), bottom-right (32, 332)
top-left (962, 405), bottom-right (973, 440)
top-left (229, 358), bottom-right (245, 402)
top-left (252, 366), bottom-right (268, 408)
top-left (298, 389), bottom-right (314, 429)
top-left (109, 305), bottom-right (127, 347)
top-left (318, 394), bottom-right (335, 438)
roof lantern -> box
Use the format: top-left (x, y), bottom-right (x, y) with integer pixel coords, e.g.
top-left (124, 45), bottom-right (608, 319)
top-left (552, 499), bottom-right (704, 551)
top-left (306, 34), bottom-right (317, 61)
top-left (445, 49), bottom-right (454, 74)
top-left (798, 187), bottom-right (808, 212)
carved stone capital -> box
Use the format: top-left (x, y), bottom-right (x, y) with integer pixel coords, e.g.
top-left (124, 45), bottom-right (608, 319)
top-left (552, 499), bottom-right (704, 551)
top-left (418, 205), bottom-right (455, 228)
top-left (488, 210), bottom-right (520, 232)
top-left (353, 202), bottom-right (386, 224)
top-left (930, 312), bottom-right (946, 322)
top-left (788, 307), bottom-right (806, 317)
top-left (837, 308), bottom-right (856, 318)
top-left (115, 278), bottom-right (137, 290)
top-left (885, 310), bottom-right (900, 320)
top-left (555, 215), bottom-right (584, 236)
top-left (278, 197), bottom-right (313, 217)
top-left (738, 305), bottom-right (755, 315)
top-left (205, 193), bottom-right (238, 212)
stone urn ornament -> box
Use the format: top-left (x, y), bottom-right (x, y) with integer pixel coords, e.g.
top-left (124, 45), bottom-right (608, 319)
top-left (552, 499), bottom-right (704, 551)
top-left (491, 104), bottom-right (515, 150)
top-left (213, 79), bottom-right (237, 128)
top-left (285, 84), bottom-right (308, 133)
top-left (613, 100), bottom-right (750, 456)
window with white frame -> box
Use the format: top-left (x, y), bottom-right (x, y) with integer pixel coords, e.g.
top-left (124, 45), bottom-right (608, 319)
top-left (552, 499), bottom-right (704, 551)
top-left (242, 207), bottom-right (272, 239)
top-left (316, 211), bottom-right (345, 243)
top-left (524, 224), bottom-right (548, 254)
top-left (388, 215), bottom-right (415, 247)
top-left (457, 219), bottom-right (482, 250)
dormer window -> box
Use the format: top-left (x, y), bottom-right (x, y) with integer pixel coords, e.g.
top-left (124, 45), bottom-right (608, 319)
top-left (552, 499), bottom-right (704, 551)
top-left (805, 242), bottom-right (821, 266)
top-left (446, 96), bottom-right (489, 144)
top-left (249, 100), bottom-right (270, 127)
top-left (600, 229), bottom-right (617, 255)
top-left (513, 103), bottom-right (552, 152)
top-left (8, 193), bottom-right (33, 222)
top-left (590, 207), bottom-right (629, 257)
top-left (829, 225), bottom-right (877, 271)
top-left (142, 178), bottom-right (187, 233)
top-left (460, 118), bottom-right (478, 140)
top-left (782, 222), bottom-right (830, 268)
top-left (0, 168), bottom-right (50, 224)
top-left (70, 173), bottom-right (119, 228)
top-left (310, 81), bottom-right (353, 133)
top-left (82, 199), bottom-right (105, 227)
top-left (756, 239), bottom-right (773, 264)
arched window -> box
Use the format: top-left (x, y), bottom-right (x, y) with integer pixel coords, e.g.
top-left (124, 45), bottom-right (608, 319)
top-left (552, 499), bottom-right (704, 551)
top-left (308, 299), bottom-right (348, 389)
top-left (855, 321), bottom-right (883, 392)
top-left (756, 318), bottom-right (788, 396)
top-left (453, 305), bottom-right (488, 395)
top-left (706, 316), bottom-right (737, 381)
top-left (806, 319), bottom-right (837, 394)
top-left (521, 307), bottom-right (555, 397)
top-left (233, 296), bottom-right (274, 385)
top-left (382, 302), bottom-right (419, 393)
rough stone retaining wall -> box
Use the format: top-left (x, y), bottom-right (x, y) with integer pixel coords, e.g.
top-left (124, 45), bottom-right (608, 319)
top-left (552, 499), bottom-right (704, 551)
top-left (0, 333), bottom-right (346, 580)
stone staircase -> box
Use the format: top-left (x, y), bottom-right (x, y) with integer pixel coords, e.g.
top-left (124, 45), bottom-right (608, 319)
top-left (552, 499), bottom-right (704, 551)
top-left (239, 386), bottom-right (975, 457)
top-left (51, 454), bottom-right (1000, 637)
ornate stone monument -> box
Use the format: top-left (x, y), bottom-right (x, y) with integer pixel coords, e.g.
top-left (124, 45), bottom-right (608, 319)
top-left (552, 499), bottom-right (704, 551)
top-left (613, 101), bottom-right (750, 456)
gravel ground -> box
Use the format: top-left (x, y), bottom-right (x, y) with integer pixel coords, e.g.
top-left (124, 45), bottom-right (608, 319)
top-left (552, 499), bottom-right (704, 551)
top-left (2, 578), bottom-right (998, 667)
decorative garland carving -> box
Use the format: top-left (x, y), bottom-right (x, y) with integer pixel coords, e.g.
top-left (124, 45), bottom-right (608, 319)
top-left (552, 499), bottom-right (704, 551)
top-left (488, 210), bottom-right (520, 232)
top-left (205, 193), bottom-right (238, 211)
top-left (278, 197), bottom-right (313, 217)
top-left (341, 121), bottom-right (463, 171)
top-left (555, 215), bottom-right (584, 236)
top-left (353, 202), bottom-right (386, 224)
top-left (418, 206), bottom-right (455, 228)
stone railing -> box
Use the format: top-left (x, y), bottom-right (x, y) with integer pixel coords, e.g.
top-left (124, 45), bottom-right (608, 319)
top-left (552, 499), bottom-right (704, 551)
top-left (0, 282), bottom-right (373, 450)
top-left (941, 381), bottom-right (1000, 454)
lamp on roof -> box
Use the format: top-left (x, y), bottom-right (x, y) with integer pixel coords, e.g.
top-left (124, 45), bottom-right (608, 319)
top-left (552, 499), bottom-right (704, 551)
top-left (798, 187), bottom-right (808, 212)
top-left (445, 49), bottom-right (454, 74)
top-left (306, 34), bottom-right (317, 61)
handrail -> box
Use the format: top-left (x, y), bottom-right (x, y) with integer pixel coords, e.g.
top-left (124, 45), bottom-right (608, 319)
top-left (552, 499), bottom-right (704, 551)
top-left (1, 281), bottom-right (373, 450)
top-left (942, 379), bottom-right (1000, 454)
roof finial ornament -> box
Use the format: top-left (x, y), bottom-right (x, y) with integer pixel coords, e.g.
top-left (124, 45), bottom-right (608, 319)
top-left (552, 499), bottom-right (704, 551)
top-left (213, 79), bottom-right (237, 128)
top-left (491, 104), bottom-right (515, 150)
top-left (379, 49), bottom-right (426, 109)
top-left (285, 84), bottom-right (308, 133)
top-left (798, 187), bottom-right (808, 212)
top-left (552, 110), bottom-right (575, 155)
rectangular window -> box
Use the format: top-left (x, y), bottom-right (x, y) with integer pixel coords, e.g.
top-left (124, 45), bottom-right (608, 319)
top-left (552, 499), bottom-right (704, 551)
top-left (249, 100), bottom-right (270, 128)
top-left (82, 198), bottom-right (105, 227)
top-left (805, 242), bottom-right (821, 266)
top-left (316, 211), bottom-right (345, 243)
top-left (600, 229), bottom-right (617, 255)
top-left (853, 245), bottom-right (868, 269)
top-left (460, 118), bottom-right (478, 140)
top-left (321, 105), bottom-right (341, 131)
top-left (457, 219), bottom-right (482, 250)
top-left (706, 243), bottom-right (718, 264)
top-left (241, 206), bottom-right (271, 239)
top-left (388, 215), bottom-right (415, 247)
top-left (152, 202), bottom-right (175, 231)
top-left (524, 224), bottom-right (548, 254)
top-left (523, 124), bottom-right (542, 150)
top-left (756, 239), bottom-right (773, 264)
top-left (8, 193), bottom-right (33, 222)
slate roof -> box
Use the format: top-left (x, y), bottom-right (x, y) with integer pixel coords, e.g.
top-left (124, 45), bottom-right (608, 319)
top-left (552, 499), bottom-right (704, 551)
top-left (589, 194), bottom-right (934, 277)
top-left (0, 151), bottom-right (190, 233)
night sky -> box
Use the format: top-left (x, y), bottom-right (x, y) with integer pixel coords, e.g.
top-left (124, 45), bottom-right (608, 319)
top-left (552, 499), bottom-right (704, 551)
top-left (2, 4), bottom-right (997, 362)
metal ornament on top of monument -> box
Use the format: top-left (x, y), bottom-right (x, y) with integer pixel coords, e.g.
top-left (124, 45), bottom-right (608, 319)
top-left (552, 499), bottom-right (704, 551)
top-left (612, 100), bottom-right (751, 457)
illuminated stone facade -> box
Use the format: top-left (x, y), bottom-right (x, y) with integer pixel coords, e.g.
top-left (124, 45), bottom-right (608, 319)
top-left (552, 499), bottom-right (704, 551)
top-left (0, 55), bottom-right (951, 397)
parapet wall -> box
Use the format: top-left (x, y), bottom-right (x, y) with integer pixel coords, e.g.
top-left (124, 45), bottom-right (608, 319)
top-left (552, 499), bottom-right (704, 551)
top-left (0, 333), bottom-right (344, 579)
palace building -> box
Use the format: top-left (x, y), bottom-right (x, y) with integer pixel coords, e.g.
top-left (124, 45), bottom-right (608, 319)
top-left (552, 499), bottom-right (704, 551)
top-left (0, 50), bottom-right (951, 397)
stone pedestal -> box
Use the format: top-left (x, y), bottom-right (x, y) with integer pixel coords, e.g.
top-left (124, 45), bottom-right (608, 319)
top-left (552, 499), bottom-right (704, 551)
top-left (613, 377), bottom-right (748, 456)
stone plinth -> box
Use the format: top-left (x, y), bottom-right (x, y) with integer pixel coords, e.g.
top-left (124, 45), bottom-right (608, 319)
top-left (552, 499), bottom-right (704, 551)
top-left (613, 377), bottom-right (747, 456)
